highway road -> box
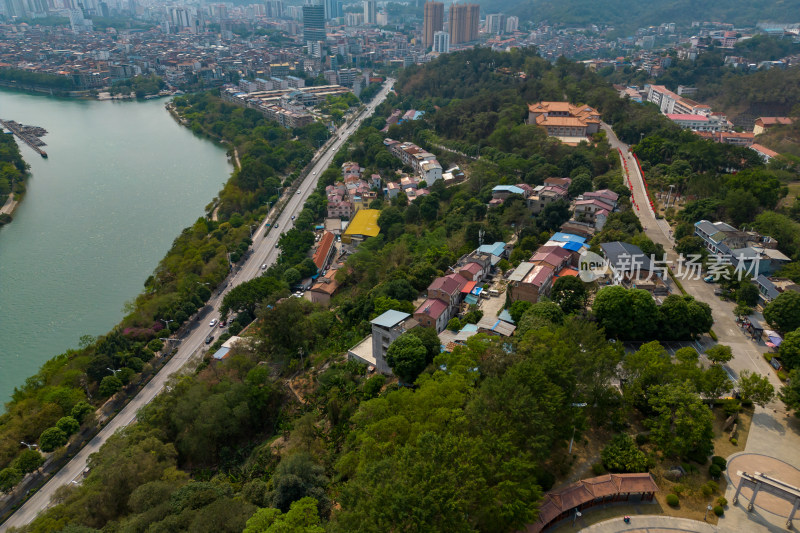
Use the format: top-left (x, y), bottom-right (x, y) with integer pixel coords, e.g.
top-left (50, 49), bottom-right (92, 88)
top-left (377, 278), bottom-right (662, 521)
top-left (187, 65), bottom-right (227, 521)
top-left (0, 78), bottom-right (394, 532)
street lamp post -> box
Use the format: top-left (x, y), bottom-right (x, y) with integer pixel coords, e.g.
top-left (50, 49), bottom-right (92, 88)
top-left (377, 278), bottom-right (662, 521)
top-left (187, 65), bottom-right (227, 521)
top-left (159, 318), bottom-right (174, 330)
top-left (20, 441), bottom-right (37, 450)
top-left (704, 504), bottom-right (713, 521)
top-left (106, 367), bottom-right (121, 375)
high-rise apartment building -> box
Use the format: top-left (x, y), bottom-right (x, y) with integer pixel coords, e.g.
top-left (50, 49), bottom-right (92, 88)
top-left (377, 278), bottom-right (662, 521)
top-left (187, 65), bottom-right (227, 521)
top-left (433, 30), bottom-right (450, 53)
top-left (485, 13), bottom-right (505, 35)
top-left (363, 0), bottom-right (376, 24)
top-left (423, 2), bottom-right (444, 49)
top-left (323, 0), bottom-right (341, 20)
top-left (303, 3), bottom-right (326, 44)
top-left (505, 15), bottom-right (519, 33)
top-left (448, 3), bottom-right (479, 45)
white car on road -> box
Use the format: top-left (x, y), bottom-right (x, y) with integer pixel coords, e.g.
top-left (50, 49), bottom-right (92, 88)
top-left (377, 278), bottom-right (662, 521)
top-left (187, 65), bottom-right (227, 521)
top-left (209, 318), bottom-right (218, 327)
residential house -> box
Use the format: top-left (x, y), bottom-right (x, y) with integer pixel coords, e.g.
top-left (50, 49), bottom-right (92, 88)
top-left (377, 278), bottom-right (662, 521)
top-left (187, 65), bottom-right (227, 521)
top-left (457, 261), bottom-right (485, 282)
top-left (751, 143), bottom-right (779, 162)
top-left (306, 269), bottom-right (340, 305)
top-left (414, 298), bottom-right (450, 331)
top-left (528, 185), bottom-right (569, 213)
top-left (427, 273), bottom-right (468, 314)
top-left (385, 181), bottom-right (401, 198)
top-left (383, 138), bottom-right (443, 184)
top-left (600, 241), bottom-right (668, 294)
top-left (491, 184), bottom-right (527, 203)
top-left (348, 310), bottom-right (418, 374)
top-left (753, 117), bottom-right (794, 135)
top-left (312, 231), bottom-right (336, 272)
top-left (508, 262), bottom-right (555, 303)
top-left (573, 198), bottom-right (612, 230)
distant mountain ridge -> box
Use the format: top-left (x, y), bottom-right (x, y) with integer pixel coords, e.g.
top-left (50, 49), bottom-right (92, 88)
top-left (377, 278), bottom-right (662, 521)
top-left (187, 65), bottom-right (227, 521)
top-left (476, 0), bottom-right (800, 34)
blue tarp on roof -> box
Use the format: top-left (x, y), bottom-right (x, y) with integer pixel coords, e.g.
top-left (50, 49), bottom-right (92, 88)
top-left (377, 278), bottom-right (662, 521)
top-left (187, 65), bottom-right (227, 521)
top-left (471, 286), bottom-right (483, 296)
top-left (464, 294), bottom-right (479, 305)
top-left (551, 232), bottom-right (587, 244)
top-left (562, 241), bottom-right (584, 252)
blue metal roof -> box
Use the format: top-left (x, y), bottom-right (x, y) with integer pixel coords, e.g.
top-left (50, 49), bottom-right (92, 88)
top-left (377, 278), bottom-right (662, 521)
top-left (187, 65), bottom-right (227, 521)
top-left (371, 310), bottom-right (410, 328)
top-left (477, 242), bottom-right (506, 257)
top-left (551, 232), bottom-right (587, 244)
top-left (492, 185), bottom-right (525, 195)
top-left (498, 309), bottom-right (515, 324)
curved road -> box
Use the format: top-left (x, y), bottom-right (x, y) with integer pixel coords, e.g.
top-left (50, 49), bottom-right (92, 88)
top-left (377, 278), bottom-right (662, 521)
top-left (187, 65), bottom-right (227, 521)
top-left (0, 79), bottom-right (394, 532)
top-left (602, 122), bottom-right (784, 396)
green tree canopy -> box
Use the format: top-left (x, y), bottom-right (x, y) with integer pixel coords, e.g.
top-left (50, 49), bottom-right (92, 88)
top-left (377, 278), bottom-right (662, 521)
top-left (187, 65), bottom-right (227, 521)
top-left (764, 292), bottom-right (800, 333)
top-left (385, 333), bottom-right (428, 383)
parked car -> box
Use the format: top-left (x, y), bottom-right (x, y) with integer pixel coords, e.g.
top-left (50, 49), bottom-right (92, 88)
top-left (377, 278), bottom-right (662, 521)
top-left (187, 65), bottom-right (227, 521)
top-left (205, 335), bottom-right (214, 345)
top-left (209, 318), bottom-right (218, 327)
top-left (261, 263), bottom-right (268, 270)
top-left (714, 288), bottom-right (724, 296)
top-left (703, 275), bottom-right (715, 283)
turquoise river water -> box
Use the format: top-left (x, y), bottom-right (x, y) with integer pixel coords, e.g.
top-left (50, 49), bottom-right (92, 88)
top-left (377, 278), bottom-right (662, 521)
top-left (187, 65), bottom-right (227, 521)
top-left (0, 89), bottom-right (231, 407)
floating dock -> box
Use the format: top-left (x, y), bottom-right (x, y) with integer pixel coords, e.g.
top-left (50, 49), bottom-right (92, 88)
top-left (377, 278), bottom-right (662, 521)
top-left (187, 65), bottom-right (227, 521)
top-left (1, 119), bottom-right (48, 158)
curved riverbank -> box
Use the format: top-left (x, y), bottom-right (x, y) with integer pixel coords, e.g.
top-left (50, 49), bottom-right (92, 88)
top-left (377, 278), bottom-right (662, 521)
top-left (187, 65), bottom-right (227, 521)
top-left (0, 89), bottom-right (232, 406)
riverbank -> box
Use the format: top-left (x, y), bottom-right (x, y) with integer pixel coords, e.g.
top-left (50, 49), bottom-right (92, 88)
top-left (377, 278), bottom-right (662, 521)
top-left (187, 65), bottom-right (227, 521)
top-left (0, 90), bottom-right (232, 409)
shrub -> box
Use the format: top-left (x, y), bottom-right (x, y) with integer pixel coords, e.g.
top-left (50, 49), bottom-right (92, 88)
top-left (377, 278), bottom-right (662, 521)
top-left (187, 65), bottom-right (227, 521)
top-left (635, 433), bottom-right (648, 445)
top-left (591, 462), bottom-right (606, 475)
top-left (362, 374), bottom-right (386, 399)
top-left (601, 434), bottom-right (648, 473)
top-left (666, 494), bottom-right (679, 507)
top-left (778, 370), bottom-right (788, 381)
top-left (55, 416), bottom-right (79, 436)
top-left (0, 467), bottom-right (22, 492)
top-left (709, 464), bottom-right (722, 479)
top-left (763, 353), bottom-right (773, 362)
top-left (722, 399), bottom-right (741, 416)
top-left (38, 427), bottom-right (68, 452)
top-left (672, 483), bottom-right (687, 496)
top-left (701, 484), bottom-right (714, 497)
top-left (717, 497), bottom-right (728, 507)
top-left (711, 456), bottom-right (727, 470)
top-left (13, 449), bottom-right (44, 474)
top-left (70, 401), bottom-right (94, 424)
top-left (713, 505), bottom-right (724, 516)
top-left (686, 447), bottom-right (710, 465)
top-left (730, 437), bottom-right (738, 446)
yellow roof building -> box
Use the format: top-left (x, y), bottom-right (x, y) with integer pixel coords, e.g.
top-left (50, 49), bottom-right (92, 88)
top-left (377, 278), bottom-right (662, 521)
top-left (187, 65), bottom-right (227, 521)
top-left (342, 209), bottom-right (381, 244)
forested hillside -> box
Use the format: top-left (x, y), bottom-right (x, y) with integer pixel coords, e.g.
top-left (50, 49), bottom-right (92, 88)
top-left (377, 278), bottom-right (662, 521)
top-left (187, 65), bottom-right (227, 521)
top-left (0, 132), bottom-right (28, 222)
top-left (477, 0), bottom-right (800, 34)
top-left (4, 49), bottom-right (774, 532)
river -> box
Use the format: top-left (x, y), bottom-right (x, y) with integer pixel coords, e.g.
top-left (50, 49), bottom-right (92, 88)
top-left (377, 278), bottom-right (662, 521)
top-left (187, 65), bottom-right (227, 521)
top-left (0, 89), bottom-right (231, 407)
